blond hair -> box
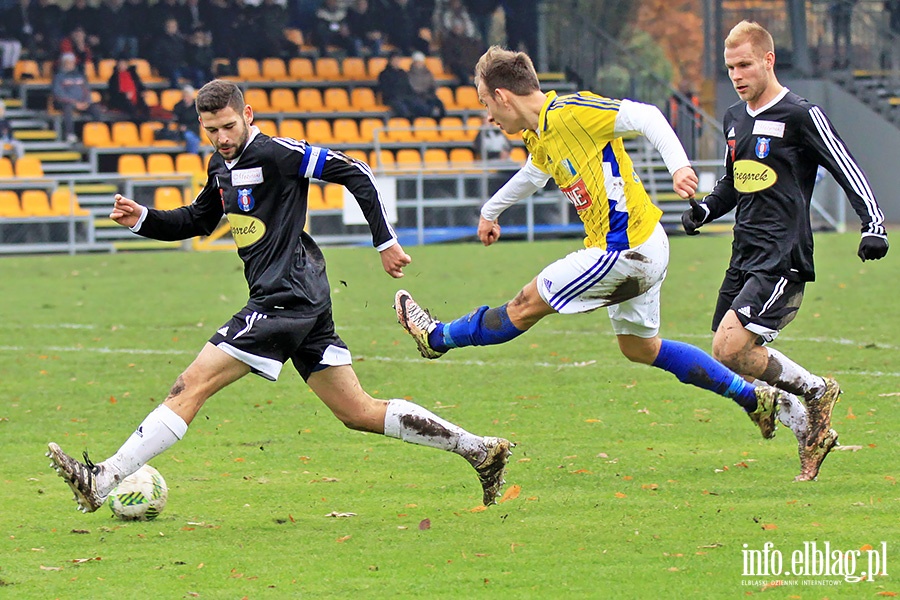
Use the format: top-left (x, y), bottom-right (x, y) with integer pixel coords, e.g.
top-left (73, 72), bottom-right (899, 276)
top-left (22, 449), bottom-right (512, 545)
top-left (725, 20), bottom-right (774, 56)
top-left (474, 46), bottom-right (540, 97)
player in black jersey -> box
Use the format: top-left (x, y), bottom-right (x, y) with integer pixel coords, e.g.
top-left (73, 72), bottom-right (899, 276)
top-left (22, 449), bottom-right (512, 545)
top-left (47, 80), bottom-right (513, 513)
top-left (682, 21), bottom-right (889, 481)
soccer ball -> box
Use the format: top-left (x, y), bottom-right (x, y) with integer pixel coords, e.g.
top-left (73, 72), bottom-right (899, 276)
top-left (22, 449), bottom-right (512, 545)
top-left (108, 464), bottom-right (168, 521)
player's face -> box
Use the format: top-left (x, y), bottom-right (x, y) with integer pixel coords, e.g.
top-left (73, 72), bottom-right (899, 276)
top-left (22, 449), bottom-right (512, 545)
top-left (724, 42), bottom-right (773, 106)
top-left (476, 80), bottom-right (519, 134)
top-left (199, 104), bottom-right (253, 160)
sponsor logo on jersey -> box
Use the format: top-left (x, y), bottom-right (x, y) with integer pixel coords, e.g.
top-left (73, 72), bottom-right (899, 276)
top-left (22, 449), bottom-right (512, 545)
top-left (560, 178), bottom-right (592, 211)
top-left (727, 127), bottom-right (736, 138)
top-left (231, 167), bottom-right (263, 186)
top-left (226, 213), bottom-right (266, 248)
top-left (562, 158), bottom-right (577, 176)
top-left (737, 306), bottom-right (752, 318)
top-left (542, 277), bottom-right (553, 292)
top-left (733, 159), bottom-right (778, 193)
top-left (217, 326), bottom-right (229, 337)
top-left (237, 188), bottom-right (255, 211)
top-left (752, 120), bottom-right (785, 138)
top-left (755, 137), bottom-right (771, 159)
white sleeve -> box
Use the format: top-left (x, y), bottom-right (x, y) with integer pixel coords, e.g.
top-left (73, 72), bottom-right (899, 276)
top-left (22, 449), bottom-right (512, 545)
top-left (613, 98), bottom-right (692, 175)
top-left (130, 205), bottom-right (149, 232)
top-left (480, 158), bottom-right (551, 221)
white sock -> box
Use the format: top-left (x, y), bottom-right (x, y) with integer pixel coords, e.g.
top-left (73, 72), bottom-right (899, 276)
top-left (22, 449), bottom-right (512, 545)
top-left (754, 379), bottom-right (809, 441)
top-left (762, 348), bottom-right (826, 402)
top-left (97, 404), bottom-right (187, 496)
top-left (383, 399), bottom-right (486, 465)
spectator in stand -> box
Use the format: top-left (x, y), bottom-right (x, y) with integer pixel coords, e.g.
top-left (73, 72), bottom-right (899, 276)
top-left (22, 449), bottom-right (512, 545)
top-left (99, 0), bottom-right (137, 60)
top-left (389, 0), bottom-right (431, 56)
top-left (152, 17), bottom-right (189, 89)
top-left (346, 0), bottom-right (384, 57)
top-left (408, 51), bottom-right (445, 118)
top-left (0, 14), bottom-right (23, 81)
top-left (433, 0), bottom-right (476, 44)
top-left (186, 27), bottom-right (214, 87)
top-left (52, 52), bottom-right (103, 144)
top-left (253, 0), bottom-right (287, 59)
top-left (123, 0), bottom-right (151, 58)
top-left (154, 0), bottom-right (191, 39)
top-left (503, 0), bottom-right (537, 55)
top-left (205, 0), bottom-right (234, 64)
top-left (829, 0), bottom-right (857, 69)
top-left (66, 0), bottom-right (101, 56)
top-left (314, 0), bottom-right (350, 55)
top-left (885, 0), bottom-right (900, 83)
top-left (3, 0), bottom-right (37, 63)
top-left (183, 0), bottom-right (208, 34)
top-left (106, 57), bottom-right (149, 120)
top-left (440, 19), bottom-right (483, 84)
top-left (472, 114), bottom-right (510, 160)
top-left (31, 0), bottom-right (65, 62)
top-left (58, 26), bottom-right (94, 73)
top-left (377, 52), bottom-right (431, 119)
top-left (0, 99), bottom-right (26, 161)
top-left (463, 0), bottom-right (499, 48)
top-left (172, 84), bottom-right (201, 155)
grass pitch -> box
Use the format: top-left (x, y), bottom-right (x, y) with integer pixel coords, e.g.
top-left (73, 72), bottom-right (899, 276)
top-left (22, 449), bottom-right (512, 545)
top-left (0, 232), bottom-right (897, 599)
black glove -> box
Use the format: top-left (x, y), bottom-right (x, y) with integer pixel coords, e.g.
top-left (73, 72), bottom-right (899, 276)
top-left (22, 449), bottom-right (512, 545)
top-left (858, 235), bottom-right (889, 261)
top-left (681, 198), bottom-right (709, 236)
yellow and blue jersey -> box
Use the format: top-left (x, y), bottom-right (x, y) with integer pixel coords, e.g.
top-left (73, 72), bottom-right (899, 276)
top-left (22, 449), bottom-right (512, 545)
top-left (523, 91), bottom-right (662, 250)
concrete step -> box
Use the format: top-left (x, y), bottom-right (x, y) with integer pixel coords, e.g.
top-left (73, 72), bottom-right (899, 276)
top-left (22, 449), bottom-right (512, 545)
top-left (22, 141), bottom-right (71, 151)
top-left (42, 161), bottom-right (93, 174)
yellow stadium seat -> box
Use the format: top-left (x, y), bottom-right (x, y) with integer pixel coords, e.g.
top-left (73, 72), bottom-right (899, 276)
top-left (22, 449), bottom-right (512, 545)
top-left (297, 88), bottom-right (324, 112)
top-left (269, 88), bottom-right (297, 112)
top-left (175, 153), bottom-right (204, 177)
top-left (129, 58), bottom-right (161, 83)
top-left (50, 188), bottom-right (90, 216)
top-left (331, 118), bottom-right (360, 143)
top-left (117, 154), bottom-right (146, 175)
top-left (254, 119), bottom-right (278, 137)
top-left (455, 86), bottom-right (481, 110)
top-left (436, 87), bottom-right (455, 110)
top-left (154, 186), bottom-right (186, 210)
top-left (82, 122), bottom-right (113, 147)
top-left (449, 148), bottom-right (475, 164)
top-left (147, 153), bottom-right (176, 174)
top-left (288, 57), bottom-right (315, 80)
top-left (383, 117), bottom-right (413, 143)
top-left (237, 58), bottom-right (262, 80)
top-left (369, 149), bottom-right (394, 169)
top-left (315, 57), bottom-right (341, 80)
top-left (15, 156), bottom-right (44, 177)
top-left (359, 117), bottom-right (384, 143)
top-left (143, 89), bottom-right (159, 107)
top-left (510, 147), bottom-right (527, 163)
top-left (0, 157), bottom-right (13, 177)
top-left (397, 56), bottom-right (413, 71)
top-left (350, 87), bottom-right (382, 112)
top-left (323, 184), bottom-right (344, 208)
top-left (20, 190), bottom-right (53, 216)
top-left (304, 119), bottom-right (333, 144)
top-left (307, 184), bottom-right (327, 210)
top-left (14, 59), bottom-right (42, 83)
top-left (0, 191), bottom-right (23, 217)
top-left (243, 88), bottom-right (270, 111)
top-left (342, 57), bottom-right (366, 80)
top-left (439, 116), bottom-right (467, 141)
top-left (279, 119), bottom-right (304, 140)
top-left (425, 56), bottom-right (447, 78)
top-left (412, 117), bottom-right (440, 142)
top-left (96, 59), bottom-right (116, 82)
top-left (141, 121), bottom-right (172, 146)
top-left (82, 61), bottom-right (98, 83)
top-left (160, 89), bottom-right (182, 111)
top-left (261, 57), bottom-right (288, 80)
top-left (395, 148), bottom-right (422, 167)
top-left (342, 149), bottom-right (367, 163)
top-left (323, 88), bottom-right (350, 112)
top-left (465, 116), bottom-right (483, 140)
top-left (423, 148), bottom-right (449, 166)
top-left (111, 121), bottom-right (141, 147)
top-left (367, 57), bottom-right (387, 78)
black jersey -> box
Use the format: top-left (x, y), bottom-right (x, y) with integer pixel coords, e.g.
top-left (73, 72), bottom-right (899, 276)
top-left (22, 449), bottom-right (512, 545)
top-left (134, 128), bottom-right (397, 317)
top-left (704, 89), bottom-right (885, 282)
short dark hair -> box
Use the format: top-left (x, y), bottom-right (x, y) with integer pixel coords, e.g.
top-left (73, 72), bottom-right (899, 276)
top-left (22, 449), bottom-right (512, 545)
top-left (195, 79), bottom-right (244, 115)
top-left (474, 46), bottom-right (540, 97)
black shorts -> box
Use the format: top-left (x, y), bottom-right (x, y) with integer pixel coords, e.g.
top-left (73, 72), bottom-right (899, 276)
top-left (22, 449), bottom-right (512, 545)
top-left (711, 268), bottom-right (805, 343)
top-left (209, 306), bottom-right (350, 381)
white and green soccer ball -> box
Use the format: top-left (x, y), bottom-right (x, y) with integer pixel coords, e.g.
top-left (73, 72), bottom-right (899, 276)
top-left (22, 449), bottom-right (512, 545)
top-left (108, 464), bottom-right (168, 521)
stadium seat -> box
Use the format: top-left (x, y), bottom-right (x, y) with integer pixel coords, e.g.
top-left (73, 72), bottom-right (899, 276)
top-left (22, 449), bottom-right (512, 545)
top-left (288, 57), bottom-right (315, 80)
top-left (323, 183), bottom-right (344, 208)
top-left (160, 89), bottom-right (182, 111)
top-left (510, 147), bottom-right (528, 163)
top-left (423, 148), bottom-right (449, 166)
top-left (449, 148), bottom-right (475, 164)
top-left (269, 88), bottom-right (297, 112)
top-left (305, 119), bottom-right (334, 144)
top-left (140, 121), bottom-right (171, 146)
top-left (455, 86), bottom-right (481, 110)
top-left (82, 122), bottom-right (113, 147)
top-left (175, 153), bottom-right (204, 178)
top-left (436, 87), bottom-right (455, 110)
top-left (383, 117), bottom-right (414, 143)
top-left (341, 57), bottom-right (366, 80)
top-left (254, 119), bottom-right (278, 137)
top-left (147, 153), bottom-right (176, 174)
top-left (243, 88), bottom-right (270, 111)
top-left (315, 57), bottom-right (341, 80)
top-left (359, 118), bottom-right (385, 143)
top-left (279, 119), bottom-right (304, 140)
top-left (14, 59), bottom-right (45, 83)
top-left (82, 61), bottom-right (98, 83)
top-left (50, 188), bottom-right (90, 216)
top-left (425, 56), bottom-right (447, 78)
top-left (297, 88), bottom-right (324, 112)
top-left (15, 156), bottom-right (43, 177)
top-left (397, 56), bottom-right (413, 71)
top-left (0, 190), bottom-right (23, 217)
top-left (143, 89), bottom-right (159, 107)
top-left (342, 149), bottom-right (367, 163)
top-left (261, 57), bottom-right (288, 80)
top-left (332, 118), bottom-right (360, 143)
top-left (111, 121), bottom-right (141, 147)
top-left (237, 58), bottom-right (262, 81)
top-left (395, 148), bottom-right (422, 167)
top-left (369, 149), bottom-right (394, 169)
top-left (307, 184), bottom-right (326, 210)
top-left (117, 154), bottom-right (146, 175)
top-left (129, 58), bottom-right (162, 84)
top-left (0, 157), bottom-right (13, 177)
top-left (350, 87), bottom-right (382, 112)
top-left (367, 57), bottom-right (388, 78)
top-left (323, 88), bottom-right (351, 112)
top-left (96, 59), bottom-right (116, 82)
top-left (412, 117), bottom-right (440, 142)
top-left (465, 116), bottom-right (483, 140)
top-left (439, 116), bottom-right (467, 141)
top-left (20, 190), bottom-right (53, 217)
top-left (154, 186), bottom-right (186, 210)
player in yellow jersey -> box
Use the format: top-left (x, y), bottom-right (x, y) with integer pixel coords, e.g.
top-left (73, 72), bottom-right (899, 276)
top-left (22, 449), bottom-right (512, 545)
top-left (394, 47), bottom-right (819, 476)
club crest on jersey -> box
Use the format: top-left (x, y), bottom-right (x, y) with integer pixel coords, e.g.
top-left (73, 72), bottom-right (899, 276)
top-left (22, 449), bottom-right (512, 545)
top-left (755, 137), bottom-right (771, 159)
top-left (237, 188), bottom-right (255, 211)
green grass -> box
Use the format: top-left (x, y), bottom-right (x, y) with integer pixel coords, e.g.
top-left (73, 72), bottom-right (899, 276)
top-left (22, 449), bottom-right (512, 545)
top-left (0, 232), bottom-right (896, 599)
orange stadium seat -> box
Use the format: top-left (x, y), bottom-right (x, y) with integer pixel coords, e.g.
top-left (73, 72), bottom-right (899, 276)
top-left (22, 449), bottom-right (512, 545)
top-left (143, 89), bottom-right (159, 107)
top-left (323, 184), bottom-right (344, 208)
top-left (243, 88), bottom-right (270, 111)
top-left (412, 117), bottom-right (440, 142)
top-left (342, 149), bottom-right (367, 163)
top-left (449, 148), bottom-right (475, 164)
top-left (307, 184), bottom-right (326, 210)
top-left (50, 188), bottom-right (90, 216)
top-left (288, 57), bottom-right (315, 80)
top-left (423, 148), bottom-right (449, 166)
top-left (254, 119), bottom-right (277, 137)
top-left (297, 88), bottom-right (324, 112)
top-left (383, 117), bottom-right (413, 143)
top-left (510, 147), bottom-right (527, 163)
top-left (465, 116), bottom-right (482, 140)
top-left (261, 57), bottom-right (288, 80)
top-left (147, 153), bottom-right (176, 174)
top-left (82, 61), bottom-right (98, 83)
top-left (14, 59), bottom-right (46, 83)
top-left (315, 57), bottom-right (341, 80)
top-left (111, 121), bottom-right (141, 147)
top-left (82, 122), bottom-right (113, 147)
top-left (117, 154), bottom-right (146, 175)
top-left (350, 87), bottom-right (380, 112)
top-left (305, 119), bottom-right (334, 144)
top-left (341, 57), bottom-right (366, 80)
top-left (436, 87), bottom-right (455, 110)
top-left (369, 149), bottom-right (394, 169)
top-left (0, 190), bottom-right (23, 216)
top-left (20, 190), bottom-right (53, 216)
top-left (367, 57), bottom-right (387, 78)
top-left (331, 118), bottom-right (360, 143)
top-left (129, 58), bottom-right (162, 83)
top-left (237, 58), bottom-right (262, 80)
top-left (160, 89), bottom-right (182, 111)
top-left (455, 86), bottom-right (481, 110)
top-left (323, 88), bottom-right (350, 112)
top-left (175, 153), bottom-right (204, 177)
top-left (439, 116), bottom-right (467, 141)
top-left (279, 119), bottom-right (304, 140)
top-left (140, 121), bottom-right (172, 146)
top-left (396, 56), bottom-right (413, 71)
top-left (425, 56), bottom-right (447, 78)
top-left (359, 117), bottom-right (384, 143)
top-left (269, 88), bottom-right (297, 112)
top-left (96, 59), bottom-right (116, 82)
top-left (154, 186), bottom-right (186, 210)
top-left (0, 157), bottom-right (13, 177)
top-left (15, 156), bottom-right (43, 177)
top-left (395, 148), bottom-right (422, 167)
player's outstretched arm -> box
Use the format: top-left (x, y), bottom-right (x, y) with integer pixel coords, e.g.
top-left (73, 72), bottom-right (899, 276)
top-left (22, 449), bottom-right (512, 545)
top-left (380, 242), bottom-right (412, 278)
top-left (110, 194), bottom-right (144, 228)
top-left (672, 166), bottom-right (699, 199)
top-left (477, 215), bottom-right (501, 246)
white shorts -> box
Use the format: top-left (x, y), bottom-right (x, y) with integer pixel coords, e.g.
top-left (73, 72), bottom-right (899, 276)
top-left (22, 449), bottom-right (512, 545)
top-left (536, 223), bottom-right (669, 338)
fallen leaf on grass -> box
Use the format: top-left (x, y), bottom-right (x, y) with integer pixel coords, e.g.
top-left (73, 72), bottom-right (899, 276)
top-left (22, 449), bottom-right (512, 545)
top-left (761, 524), bottom-right (777, 530)
top-left (499, 484), bottom-right (521, 503)
top-left (336, 535), bottom-right (352, 543)
top-left (39, 565), bottom-right (62, 571)
top-left (861, 544), bottom-right (874, 551)
top-left (71, 557), bottom-right (100, 564)
top-left (877, 392), bottom-right (900, 397)
top-left (614, 492), bottom-right (627, 499)
top-left (70, 529), bottom-right (90, 534)
top-left (325, 512), bottom-right (357, 518)
top-left (846, 406), bottom-right (856, 419)
top-left (698, 543), bottom-right (723, 549)
top-left (875, 592), bottom-right (897, 597)
top-left (418, 519), bottom-right (431, 530)
top-left (310, 477), bottom-right (339, 483)
top-left (641, 483), bottom-right (659, 490)
top-left (469, 505), bottom-right (487, 513)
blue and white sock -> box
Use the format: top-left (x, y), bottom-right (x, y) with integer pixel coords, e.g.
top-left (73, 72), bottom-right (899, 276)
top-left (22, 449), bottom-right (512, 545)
top-left (428, 304), bottom-right (525, 353)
